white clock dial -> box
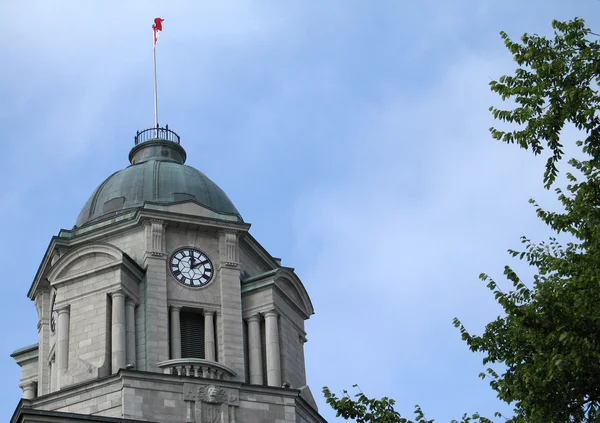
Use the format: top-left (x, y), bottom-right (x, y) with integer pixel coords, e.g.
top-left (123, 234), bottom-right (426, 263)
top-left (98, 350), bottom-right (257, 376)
top-left (169, 248), bottom-right (214, 287)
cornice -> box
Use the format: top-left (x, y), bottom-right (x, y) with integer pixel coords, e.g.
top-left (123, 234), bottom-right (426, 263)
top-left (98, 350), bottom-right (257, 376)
top-left (28, 209), bottom-right (249, 299)
top-left (240, 232), bottom-right (280, 270)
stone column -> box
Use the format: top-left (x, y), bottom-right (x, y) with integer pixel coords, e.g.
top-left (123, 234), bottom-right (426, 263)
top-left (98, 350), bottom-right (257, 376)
top-left (111, 291), bottom-right (126, 373)
top-left (170, 306), bottom-right (182, 359)
top-left (56, 306), bottom-right (70, 388)
top-left (204, 310), bottom-right (216, 361)
top-left (20, 382), bottom-right (37, 400)
top-left (125, 298), bottom-right (136, 368)
top-left (264, 310), bottom-right (281, 387)
top-left (247, 314), bottom-right (264, 385)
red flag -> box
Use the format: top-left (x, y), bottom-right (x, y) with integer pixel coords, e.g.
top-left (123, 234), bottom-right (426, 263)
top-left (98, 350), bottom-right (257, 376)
top-left (153, 17), bottom-right (164, 45)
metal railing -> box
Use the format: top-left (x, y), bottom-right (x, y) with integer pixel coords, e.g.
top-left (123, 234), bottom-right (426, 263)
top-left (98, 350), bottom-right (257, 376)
top-left (134, 124), bottom-right (181, 145)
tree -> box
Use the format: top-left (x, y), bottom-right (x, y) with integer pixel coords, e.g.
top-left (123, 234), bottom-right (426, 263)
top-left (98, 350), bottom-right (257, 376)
top-left (455, 18), bottom-right (600, 423)
top-left (326, 18), bottom-right (600, 423)
top-left (323, 385), bottom-right (495, 423)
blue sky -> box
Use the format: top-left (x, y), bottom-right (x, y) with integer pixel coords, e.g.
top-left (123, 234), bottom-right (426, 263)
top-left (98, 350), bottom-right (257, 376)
top-left (1, 1), bottom-right (599, 421)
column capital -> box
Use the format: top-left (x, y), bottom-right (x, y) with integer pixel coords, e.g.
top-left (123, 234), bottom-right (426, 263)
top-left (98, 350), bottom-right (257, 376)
top-left (264, 309), bottom-right (278, 319)
top-left (36, 284), bottom-right (51, 294)
top-left (19, 380), bottom-right (37, 390)
top-left (203, 309), bottom-right (215, 318)
top-left (56, 305), bottom-right (70, 315)
top-left (125, 297), bottom-right (136, 307)
top-left (170, 305), bottom-right (182, 312)
top-left (247, 314), bottom-right (262, 324)
top-left (112, 290), bottom-right (126, 299)
top-left (19, 381), bottom-right (37, 400)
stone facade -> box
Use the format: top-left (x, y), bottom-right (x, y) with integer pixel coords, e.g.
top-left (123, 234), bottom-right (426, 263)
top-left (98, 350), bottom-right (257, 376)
top-left (10, 134), bottom-right (326, 423)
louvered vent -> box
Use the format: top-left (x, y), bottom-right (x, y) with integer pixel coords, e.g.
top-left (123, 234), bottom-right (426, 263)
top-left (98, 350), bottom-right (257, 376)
top-left (181, 310), bottom-right (205, 359)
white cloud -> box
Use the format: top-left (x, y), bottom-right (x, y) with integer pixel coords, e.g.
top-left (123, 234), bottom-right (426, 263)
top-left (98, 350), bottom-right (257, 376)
top-left (293, 52), bottom-right (555, 419)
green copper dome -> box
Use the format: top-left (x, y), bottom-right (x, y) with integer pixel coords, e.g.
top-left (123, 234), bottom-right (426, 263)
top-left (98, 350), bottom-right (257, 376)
top-left (75, 129), bottom-right (242, 227)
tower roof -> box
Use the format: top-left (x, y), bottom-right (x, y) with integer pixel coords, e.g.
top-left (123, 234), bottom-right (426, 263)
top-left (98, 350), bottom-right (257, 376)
top-left (75, 126), bottom-right (242, 227)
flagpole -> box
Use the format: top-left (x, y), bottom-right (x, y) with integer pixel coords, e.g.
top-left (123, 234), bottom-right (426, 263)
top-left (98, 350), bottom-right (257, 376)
top-left (153, 28), bottom-right (159, 133)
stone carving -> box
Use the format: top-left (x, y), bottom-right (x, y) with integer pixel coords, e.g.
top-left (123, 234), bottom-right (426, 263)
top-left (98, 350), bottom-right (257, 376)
top-left (184, 383), bottom-right (239, 423)
top-left (227, 392), bottom-right (239, 406)
top-left (200, 385), bottom-right (227, 404)
top-left (224, 231), bottom-right (237, 266)
top-left (183, 384), bottom-right (236, 423)
top-left (146, 220), bottom-right (165, 256)
top-left (184, 383), bottom-right (238, 403)
top-left (201, 404), bottom-right (221, 423)
top-left (186, 228), bottom-right (198, 246)
top-left (50, 248), bottom-right (63, 266)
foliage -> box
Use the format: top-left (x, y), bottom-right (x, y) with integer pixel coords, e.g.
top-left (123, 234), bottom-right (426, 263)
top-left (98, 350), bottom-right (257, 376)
top-left (453, 18), bottom-right (600, 423)
top-left (324, 17), bottom-right (600, 423)
top-left (322, 385), bottom-right (495, 423)
top-left (488, 19), bottom-right (600, 189)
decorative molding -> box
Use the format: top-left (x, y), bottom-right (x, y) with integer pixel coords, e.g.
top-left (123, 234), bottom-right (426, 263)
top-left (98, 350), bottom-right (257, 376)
top-left (264, 309), bottom-right (278, 319)
top-left (183, 383), bottom-right (240, 423)
top-left (47, 243), bottom-right (125, 283)
top-left (50, 247), bottom-right (65, 266)
top-left (246, 314), bottom-right (262, 324)
top-left (27, 209), bottom-right (249, 300)
top-left (111, 290), bottom-right (126, 299)
top-left (56, 305), bottom-right (70, 316)
top-left (200, 385), bottom-right (227, 404)
top-left (147, 219), bottom-right (166, 256)
top-left (225, 233), bottom-right (237, 264)
top-left (186, 228), bottom-right (198, 246)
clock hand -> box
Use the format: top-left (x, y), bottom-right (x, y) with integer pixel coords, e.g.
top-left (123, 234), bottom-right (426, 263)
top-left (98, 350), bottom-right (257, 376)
top-left (191, 260), bottom-right (206, 269)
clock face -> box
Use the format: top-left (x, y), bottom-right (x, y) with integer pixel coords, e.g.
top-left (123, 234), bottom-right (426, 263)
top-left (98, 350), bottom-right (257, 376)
top-left (50, 293), bottom-right (58, 333)
top-left (169, 248), bottom-right (214, 287)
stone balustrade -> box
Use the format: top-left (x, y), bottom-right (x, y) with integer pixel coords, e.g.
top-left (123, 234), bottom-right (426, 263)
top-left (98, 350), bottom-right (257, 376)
top-left (157, 358), bottom-right (236, 381)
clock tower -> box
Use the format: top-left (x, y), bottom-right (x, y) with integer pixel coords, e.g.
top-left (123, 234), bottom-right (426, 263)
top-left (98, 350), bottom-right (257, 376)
top-left (10, 126), bottom-right (326, 423)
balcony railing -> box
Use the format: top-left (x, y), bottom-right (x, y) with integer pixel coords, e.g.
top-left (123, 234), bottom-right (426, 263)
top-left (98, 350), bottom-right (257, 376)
top-left (157, 358), bottom-right (236, 381)
top-left (134, 124), bottom-right (181, 145)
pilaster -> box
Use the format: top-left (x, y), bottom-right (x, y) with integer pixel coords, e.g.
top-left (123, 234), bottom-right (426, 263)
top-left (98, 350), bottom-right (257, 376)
top-left (218, 230), bottom-right (245, 380)
top-left (34, 288), bottom-right (51, 396)
top-left (216, 311), bottom-right (223, 363)
top-left (143, 219), bottom-right (170, 371)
